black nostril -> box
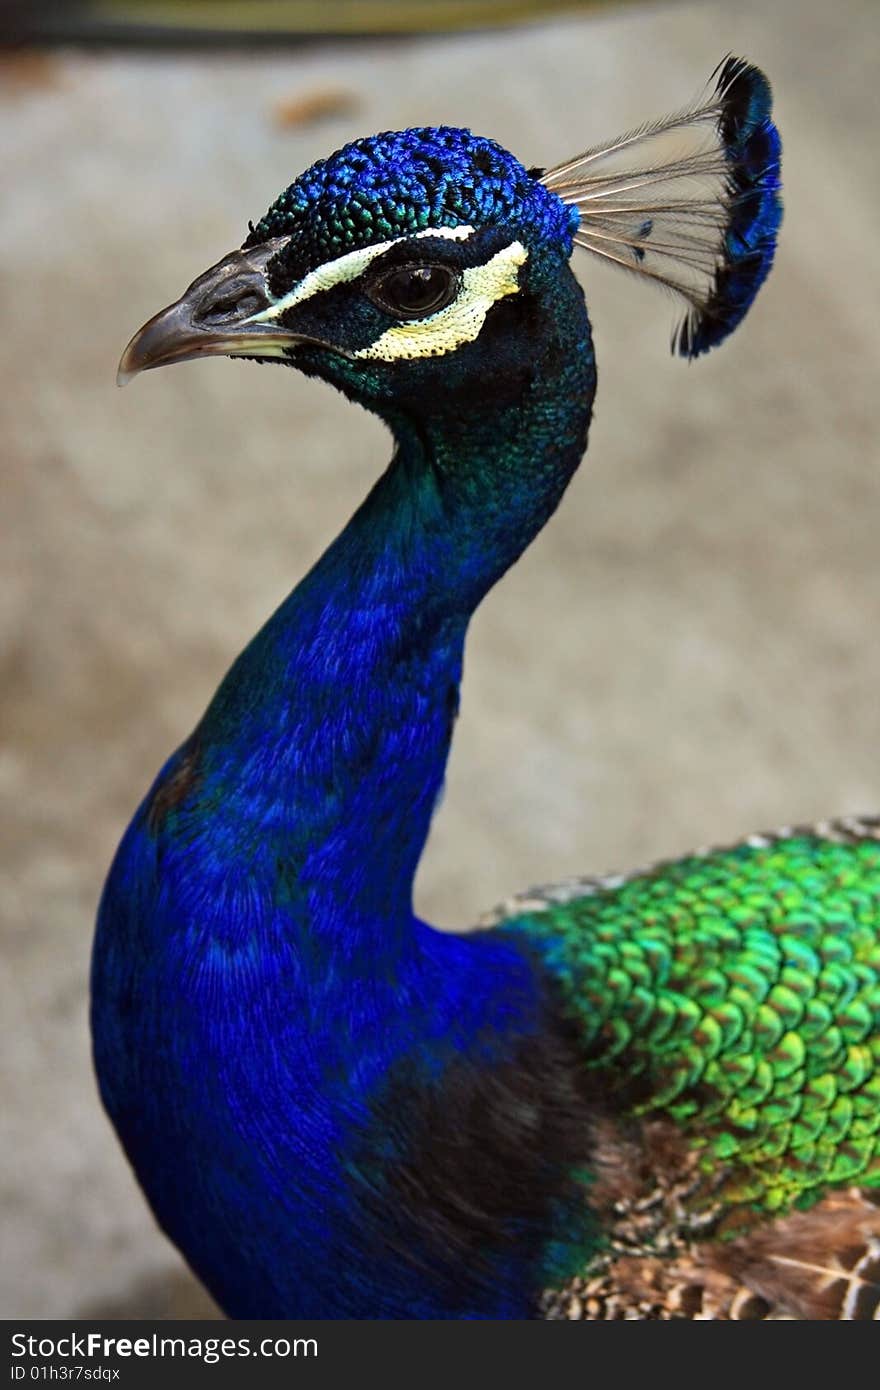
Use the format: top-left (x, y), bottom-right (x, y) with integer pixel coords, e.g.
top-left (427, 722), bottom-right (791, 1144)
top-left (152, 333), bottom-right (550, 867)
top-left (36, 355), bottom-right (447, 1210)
top-left (196, 286), bottom-right (265, 326)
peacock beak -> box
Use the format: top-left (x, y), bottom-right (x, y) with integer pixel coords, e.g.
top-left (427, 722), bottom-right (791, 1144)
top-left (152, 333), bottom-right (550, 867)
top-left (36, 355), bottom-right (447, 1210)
top-left (117, 238), bottom-right (301, 385)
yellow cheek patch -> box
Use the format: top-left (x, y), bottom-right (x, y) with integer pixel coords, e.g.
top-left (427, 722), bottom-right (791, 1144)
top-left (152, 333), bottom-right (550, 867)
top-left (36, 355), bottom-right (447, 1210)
top-left (354, 241), bottom-right (528, 363)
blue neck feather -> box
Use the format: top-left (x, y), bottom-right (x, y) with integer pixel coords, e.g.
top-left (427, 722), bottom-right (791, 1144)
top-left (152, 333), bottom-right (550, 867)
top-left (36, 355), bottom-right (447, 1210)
top-left (93, 260), bottom-right (597, 1317)
top-left (199, 259), bottom-right (592, 956)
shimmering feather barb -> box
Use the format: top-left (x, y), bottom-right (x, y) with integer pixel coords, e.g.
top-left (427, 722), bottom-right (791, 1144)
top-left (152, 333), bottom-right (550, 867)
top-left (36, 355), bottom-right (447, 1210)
top-left (542, 56), bottom-right (782, 358)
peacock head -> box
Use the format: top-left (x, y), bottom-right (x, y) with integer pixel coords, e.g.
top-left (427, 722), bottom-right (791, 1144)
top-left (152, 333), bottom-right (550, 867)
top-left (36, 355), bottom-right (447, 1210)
top-left (118, 127), bottom-right (587, 420)
top-left (119, 58), bottom-right (781, 419)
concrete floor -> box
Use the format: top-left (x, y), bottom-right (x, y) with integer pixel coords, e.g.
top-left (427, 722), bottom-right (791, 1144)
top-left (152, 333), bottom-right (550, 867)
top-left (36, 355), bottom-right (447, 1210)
top-left (2, 0), bottom-right (879, 1319)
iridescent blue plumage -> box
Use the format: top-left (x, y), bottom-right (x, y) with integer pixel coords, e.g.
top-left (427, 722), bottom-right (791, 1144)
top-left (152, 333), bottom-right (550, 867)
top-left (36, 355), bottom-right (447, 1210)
top-left (96, 128), bottom-right (597, 1313)
top-left (93, 61), bottom-right (791, 1319)
top-left (246, 125), bottom-right (579, 270)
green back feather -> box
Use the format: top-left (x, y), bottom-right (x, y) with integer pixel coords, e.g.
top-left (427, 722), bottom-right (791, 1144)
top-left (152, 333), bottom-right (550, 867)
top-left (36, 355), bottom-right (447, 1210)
top-left (499, 827), bottom-right (880, 1217)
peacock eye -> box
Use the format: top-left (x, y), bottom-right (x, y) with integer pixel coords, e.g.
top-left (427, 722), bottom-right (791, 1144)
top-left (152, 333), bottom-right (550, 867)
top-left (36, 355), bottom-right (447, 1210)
top-left (367, 264), bottom-right (459, 320)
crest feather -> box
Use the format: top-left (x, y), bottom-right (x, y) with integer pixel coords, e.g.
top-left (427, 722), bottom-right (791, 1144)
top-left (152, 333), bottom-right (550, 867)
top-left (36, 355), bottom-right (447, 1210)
top-left (542, 56), bottom-right (782, 358)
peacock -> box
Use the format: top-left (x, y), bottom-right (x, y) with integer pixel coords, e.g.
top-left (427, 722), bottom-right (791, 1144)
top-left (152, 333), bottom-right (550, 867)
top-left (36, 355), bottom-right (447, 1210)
top-left (93, 56), bottom-right (880, 1320)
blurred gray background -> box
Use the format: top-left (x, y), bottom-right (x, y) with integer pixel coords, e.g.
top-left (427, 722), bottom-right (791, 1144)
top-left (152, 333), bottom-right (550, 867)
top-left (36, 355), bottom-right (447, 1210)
top-left (2, 0), bottom-right (878, 1319)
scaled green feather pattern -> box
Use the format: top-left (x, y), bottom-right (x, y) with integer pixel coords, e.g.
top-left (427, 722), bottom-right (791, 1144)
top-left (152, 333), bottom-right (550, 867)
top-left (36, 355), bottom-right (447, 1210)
top-left (499, 827), bottom-right (880, 1217)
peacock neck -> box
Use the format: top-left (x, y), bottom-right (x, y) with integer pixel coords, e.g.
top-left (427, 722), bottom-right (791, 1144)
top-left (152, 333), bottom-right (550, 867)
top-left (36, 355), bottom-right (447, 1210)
top-left (97, 270), bottom-right (599, 1317)
top-left (188, 276), bottom-right (595, 958)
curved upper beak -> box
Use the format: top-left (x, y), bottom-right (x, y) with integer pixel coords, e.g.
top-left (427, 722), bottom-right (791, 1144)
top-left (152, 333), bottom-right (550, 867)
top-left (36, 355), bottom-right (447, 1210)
top-left (117, 238), bottom-right (301, 386)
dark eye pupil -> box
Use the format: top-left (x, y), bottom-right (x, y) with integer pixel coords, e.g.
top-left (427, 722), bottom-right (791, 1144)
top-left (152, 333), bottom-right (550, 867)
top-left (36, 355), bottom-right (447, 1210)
top-left (374, 265), bottom-right (456, 319)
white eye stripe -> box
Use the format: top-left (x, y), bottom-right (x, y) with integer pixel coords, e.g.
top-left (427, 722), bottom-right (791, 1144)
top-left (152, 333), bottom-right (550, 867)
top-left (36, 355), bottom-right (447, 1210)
top-left (354, 240), bottom-right (528, 363)
top-left (246, 224), bottom-right (475, 324)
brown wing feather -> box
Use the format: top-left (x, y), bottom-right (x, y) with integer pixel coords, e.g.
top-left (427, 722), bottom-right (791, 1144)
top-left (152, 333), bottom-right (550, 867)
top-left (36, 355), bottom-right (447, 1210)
top-left (716, 1190), bottom-right (880, 1320)
top-left (544, 1192), bottom-right (880, 1319)
top-left (542, 1109), bottom-right (880, 1319)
